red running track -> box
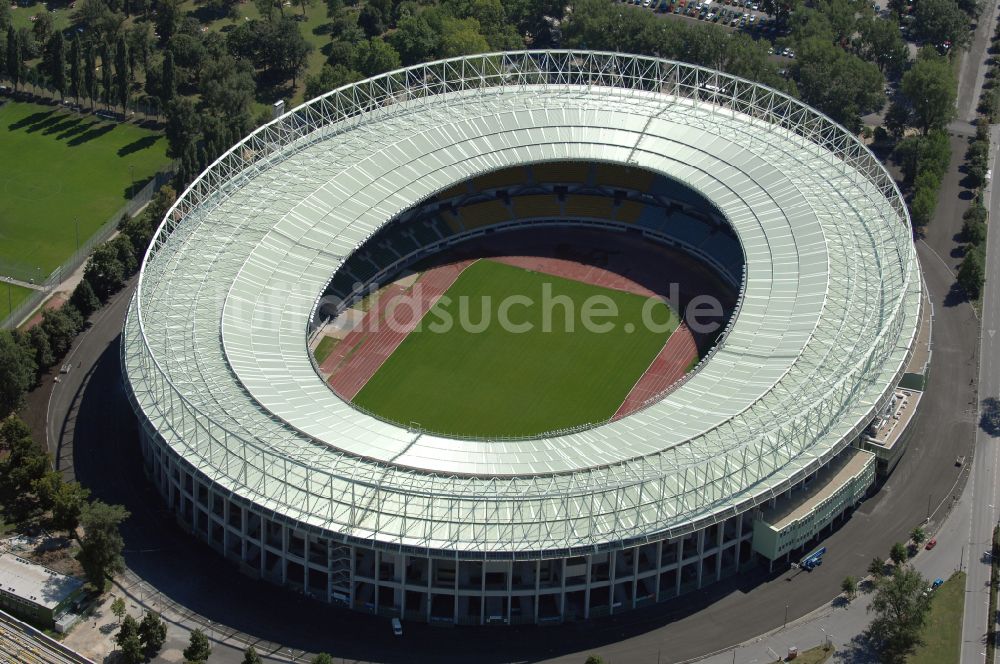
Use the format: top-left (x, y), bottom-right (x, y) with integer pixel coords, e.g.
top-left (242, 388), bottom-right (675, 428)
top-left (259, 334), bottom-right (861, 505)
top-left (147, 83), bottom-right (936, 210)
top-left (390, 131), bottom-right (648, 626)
top-left (613, 323), bottom-right (698, 419)
top-left (490, 255), bottom-right (659, 298)
top-left (326, 260), bottom-right (474, 400)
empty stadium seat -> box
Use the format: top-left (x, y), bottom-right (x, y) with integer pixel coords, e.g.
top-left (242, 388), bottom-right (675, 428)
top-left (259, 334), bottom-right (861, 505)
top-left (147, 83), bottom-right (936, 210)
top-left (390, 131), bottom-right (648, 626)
top-left (459, 200), bottom-right (513, 229)
top-left (529, 162), bottom-right (591, 185)
top-left (564, 195), bottom-right (615, 220)
top-left (511, 195), bottom-right (561, 219)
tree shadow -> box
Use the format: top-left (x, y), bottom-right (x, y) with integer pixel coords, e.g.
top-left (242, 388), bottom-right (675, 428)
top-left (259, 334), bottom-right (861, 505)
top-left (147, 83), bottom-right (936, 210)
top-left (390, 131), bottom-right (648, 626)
top-left (943, 281), bottom-right (971, 308)
top-left (57, 120), bottom-right (99, 142)
top-left (117, 135), bottom-right (161, 157)
top-left (959, 189), bottom-right (976, 200)
top-left (833, 633), bottom-right (879, 663)
top-left (67, 123), bottom-right (116, 147)
top-left (42, 115), bottom-right (85, 137)
top-left (980, 397), bottom-right (1000, 436)
top-left (8, 109), bottom-right (55, 131)
top-left (313, 22), bottom-right (334, 36)
top-left (122, 176), bottom-right (154, 199)
top-left (951, 244), bottom-right (968, 259)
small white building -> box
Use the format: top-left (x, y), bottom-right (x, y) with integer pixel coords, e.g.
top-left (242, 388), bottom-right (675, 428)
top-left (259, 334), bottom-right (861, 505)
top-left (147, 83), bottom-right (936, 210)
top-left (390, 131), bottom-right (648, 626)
top-left (0, 554), bottom-right (85, 631)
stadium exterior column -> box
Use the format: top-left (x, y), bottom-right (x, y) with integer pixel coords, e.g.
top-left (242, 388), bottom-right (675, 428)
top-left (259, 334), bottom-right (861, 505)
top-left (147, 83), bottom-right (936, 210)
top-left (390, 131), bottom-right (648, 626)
top-left (505, 561), bottom-right (512, 624)
top-left (425, 557), bottom-right (432, 623)
top-left (608, 551), bottom-right (617, 614)
top-left (373, 550), bottom-right (381, 615)
top-left (696, 530), bottom-right (705, 588)
top-left (654, 540), bottom-right (663, 601)
top-left (280, 524), bottom-right (289, 585)
top-left (674, 541), bottom-right (683, 596)
top-left (480, 563), bottom-right (486, 625)
top-left (533, 560), bottom-right (540, 624)
top-left (559, 558), bottom-right (567, 621)
top-left (631, 547), bottom-right (639, 609)
top-left (583, 556), bottom-right (593, 619)
top-left (348, 545), bottom-right (356, 609)
top-left (733, 514), bottom-right (743, 570)
top-left (715, 524), bottom-right (724, 580)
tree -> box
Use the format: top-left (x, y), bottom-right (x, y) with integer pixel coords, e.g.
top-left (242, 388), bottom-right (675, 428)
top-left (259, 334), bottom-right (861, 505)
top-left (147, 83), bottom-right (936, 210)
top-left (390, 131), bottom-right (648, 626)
top-left (885, 101), bottom-right (910, 139)
top-left (69, 35), bottom-right (82, 102)
top-left (295, 0), bottom-right (314, 17)
top-left (389, 14), bottom-right (439, 66)
top-left (138, 610), bottom-right (167, 658)
top-left (165, 96), bottom-right (201, 160)
top-left (901, 49), bottom-right (957, 135)
top-left (44, 31), bottom-right (66, 100)
top-left (958, 245), bottom-right (986, 299)
top-left (243, 646), bottom-right (264, 664)
top-left (27, 326), bottom-right (54, 369)
top-left (116, 614), bottom-right (143, 664)
top-left (854, 16), bottom-right (907, 76)
top-left (0, 417), bottom-right (48, 514)
top-left (0, 330), bottom-right (36, 419)
top-left (160, 50), bottom-right (176, 108)
top-left (6, 27), bottom-right (21, 91)
top-left (70, 278), bottom-right (101, 318)
top-left (115, 35), bottom-right (129, 113)
top-left (100, 43), bottom-right (113, 109)
top-left (84, 44), bottom-right (97, 109)
top-left (39, 306), bottom-right (82, 357)
top-left (111, 596), bottom-right (127, 624)
top-left (304, 63), bottom-right (361, 98)
top-left (909, 185), bottom-right (938, 228)
top-left (353, 37), bottom-right (400, 77)
top-left (183, 629), bottom-right (212, 663)
top-left (34, 471), bottom-right (90, 532)
top-left (255, 0), bottom-right (278, 21)
top-left (890, 541), bottom-right (909, 566)
top-left (584, 656), bottom-right (605, 664)
top-left (866, 566), bottom-right (932, 663)
top-left (77, 500), bottom-right (130, 587)
top-left (913, 0), bottom-right (970, 48)
top-left (910, 526), bottom-right (926, 545)
top-left (155, 0), bottom-right (182, 45)
top-left (32, 11), bottom-right (54, 47)
top-left (791, 36), bottom-right (884, 132)
top-left (841, 575), bottom-right (857, 599)
top-left (312, 655), bottom-right (334, 664)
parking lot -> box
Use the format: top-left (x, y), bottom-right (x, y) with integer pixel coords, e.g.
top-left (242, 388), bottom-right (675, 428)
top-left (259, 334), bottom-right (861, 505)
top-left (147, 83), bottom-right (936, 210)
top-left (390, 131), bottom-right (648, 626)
top-left (615, 0), bottom-right (797, 57)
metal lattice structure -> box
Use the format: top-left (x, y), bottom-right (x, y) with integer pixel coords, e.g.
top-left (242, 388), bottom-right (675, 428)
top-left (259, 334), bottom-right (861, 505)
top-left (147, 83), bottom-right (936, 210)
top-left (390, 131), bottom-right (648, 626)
top-left (122, 52), bottom-right (921, 566)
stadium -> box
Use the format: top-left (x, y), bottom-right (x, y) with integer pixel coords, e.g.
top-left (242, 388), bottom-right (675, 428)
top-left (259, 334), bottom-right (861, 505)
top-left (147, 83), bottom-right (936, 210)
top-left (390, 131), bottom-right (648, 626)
top-left (122, 51), bottom-right (923, 625)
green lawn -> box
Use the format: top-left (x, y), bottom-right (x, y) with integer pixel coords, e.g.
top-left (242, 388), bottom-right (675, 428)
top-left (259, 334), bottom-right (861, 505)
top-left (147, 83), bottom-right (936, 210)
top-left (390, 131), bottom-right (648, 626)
top-left (0, 282), bottom-right (34, 322)
top-left (908, 571), bottom-right (965, 664)
top-left (0, 102), bottom-right (170, 280)
top-left (314, 335), bottom-right (339, 364)
top-left (353, 260), bottom-right (677, 437)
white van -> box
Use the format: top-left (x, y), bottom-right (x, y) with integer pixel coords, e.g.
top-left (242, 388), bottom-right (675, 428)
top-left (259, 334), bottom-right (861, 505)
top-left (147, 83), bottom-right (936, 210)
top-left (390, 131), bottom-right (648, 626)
top-left (391, 617), bottom-right (403, 636)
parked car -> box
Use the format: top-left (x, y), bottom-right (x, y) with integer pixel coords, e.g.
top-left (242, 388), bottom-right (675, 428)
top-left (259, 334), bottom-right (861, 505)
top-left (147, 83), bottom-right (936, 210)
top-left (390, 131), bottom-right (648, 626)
top-left (932, 578), bottom-right (944, 589)
top-left (391, 617), bottom-right (403, 636)
top-left (925, 537), bottom-right (937, 550)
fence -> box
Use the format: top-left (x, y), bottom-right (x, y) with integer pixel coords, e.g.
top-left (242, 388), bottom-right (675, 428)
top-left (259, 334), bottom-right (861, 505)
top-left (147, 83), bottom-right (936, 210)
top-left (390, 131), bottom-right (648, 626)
top-left (1, 168), bottom-right (175, 330)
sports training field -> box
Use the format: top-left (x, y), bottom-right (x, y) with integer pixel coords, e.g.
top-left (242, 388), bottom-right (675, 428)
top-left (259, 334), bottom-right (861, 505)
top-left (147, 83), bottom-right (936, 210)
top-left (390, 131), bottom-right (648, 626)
top-left (0, 282), bottom-right (33, 322)
top-left (353, 260), bottom-right (678, 437)
top-left (0, 102), bottom-right (170, 280)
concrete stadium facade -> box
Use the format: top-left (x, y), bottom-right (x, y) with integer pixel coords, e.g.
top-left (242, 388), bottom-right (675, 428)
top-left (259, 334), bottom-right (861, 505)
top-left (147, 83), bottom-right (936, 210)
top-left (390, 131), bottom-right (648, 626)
top-left (122, 51), bottom-right (922, 625)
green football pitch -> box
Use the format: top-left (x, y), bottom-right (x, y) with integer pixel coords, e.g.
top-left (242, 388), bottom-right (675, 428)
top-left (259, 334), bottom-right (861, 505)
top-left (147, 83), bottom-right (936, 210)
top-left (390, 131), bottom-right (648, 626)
top-left (0, 102), bottom-right (171, 280)
top-left (353, 259), bottom-right (678, 437)
top-left (0, 282), bottom-right (33, 322)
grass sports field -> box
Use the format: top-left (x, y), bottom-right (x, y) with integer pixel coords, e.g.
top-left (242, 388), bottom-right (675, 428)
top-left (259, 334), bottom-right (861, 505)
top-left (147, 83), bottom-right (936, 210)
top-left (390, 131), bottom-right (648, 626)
top-left (353, 260), bottom-right (677, 437)
top-left (0, 282), bottom-right (33, 322)
top-left (0, 102), bottom-right (170, 280)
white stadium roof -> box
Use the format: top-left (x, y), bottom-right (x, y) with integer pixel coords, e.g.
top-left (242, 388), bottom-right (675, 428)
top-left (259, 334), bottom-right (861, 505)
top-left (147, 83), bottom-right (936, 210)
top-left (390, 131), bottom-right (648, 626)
top-left (123, 51), bottom-right (921, 556)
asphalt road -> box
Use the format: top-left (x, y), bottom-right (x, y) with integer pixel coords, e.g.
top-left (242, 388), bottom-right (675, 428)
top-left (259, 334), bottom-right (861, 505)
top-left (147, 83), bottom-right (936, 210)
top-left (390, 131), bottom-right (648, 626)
top-left (959, 126), bottom-right (1000, 664)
